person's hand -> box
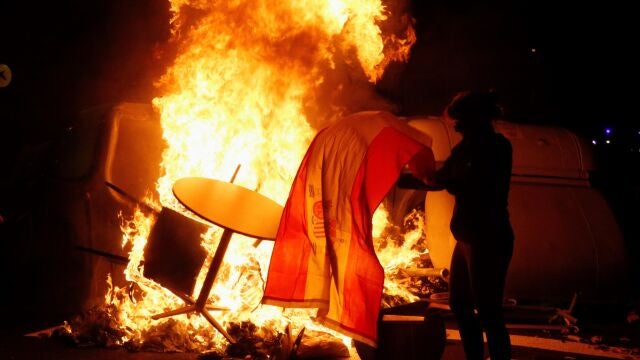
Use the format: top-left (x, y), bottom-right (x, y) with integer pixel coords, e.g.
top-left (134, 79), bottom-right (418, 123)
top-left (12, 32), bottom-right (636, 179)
top-left (423, 177), bottom-right (445, 191)
top-left (396, 173), bottom-right (428, 190)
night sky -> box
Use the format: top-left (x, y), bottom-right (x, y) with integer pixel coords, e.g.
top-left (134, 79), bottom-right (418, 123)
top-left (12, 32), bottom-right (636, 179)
top-left (397, 1), bottom-right (636, 131)
top-left (1, 0), bottom-right (638, 330)
top-left (1, 1), bottom-right (638, 148)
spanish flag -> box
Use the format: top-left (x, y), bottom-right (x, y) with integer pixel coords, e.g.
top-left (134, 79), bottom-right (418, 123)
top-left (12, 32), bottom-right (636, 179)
top-left (262, 111), bottom-right (434, 346)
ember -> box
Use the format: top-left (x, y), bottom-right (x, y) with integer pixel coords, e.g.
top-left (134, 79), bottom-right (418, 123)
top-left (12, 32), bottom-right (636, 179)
top-left (220, 321), bottom-right (281, 359)
top-left (52, 305), bottom-right (124, 349)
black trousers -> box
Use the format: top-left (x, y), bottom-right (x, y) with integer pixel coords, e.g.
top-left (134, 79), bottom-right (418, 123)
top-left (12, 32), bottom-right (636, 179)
top-left (449, 240), bottom-right (513, 360)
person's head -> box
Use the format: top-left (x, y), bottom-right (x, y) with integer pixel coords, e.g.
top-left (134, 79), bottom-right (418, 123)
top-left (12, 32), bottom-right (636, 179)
top-left (445, 90), bottom-right (502, 135)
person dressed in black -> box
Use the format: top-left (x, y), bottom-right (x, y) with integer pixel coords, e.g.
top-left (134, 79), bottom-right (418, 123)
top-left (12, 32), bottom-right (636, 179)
top-left (430, 90), bottom-right (514, 360)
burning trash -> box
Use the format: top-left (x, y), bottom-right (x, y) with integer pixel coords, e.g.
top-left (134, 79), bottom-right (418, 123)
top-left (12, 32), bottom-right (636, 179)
top-left (57, 202), bottom-right (444, 357)
top-left (43, 0), bottom-right (445, 357)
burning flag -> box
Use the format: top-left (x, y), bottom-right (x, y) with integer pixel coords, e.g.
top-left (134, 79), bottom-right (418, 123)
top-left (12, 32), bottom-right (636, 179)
top-left (262, 111), bottom-right (435, 346)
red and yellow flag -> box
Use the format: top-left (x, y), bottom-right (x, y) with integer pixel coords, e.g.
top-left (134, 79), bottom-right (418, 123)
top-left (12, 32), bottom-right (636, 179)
top-left (263, 111), bottom-right (434, 346)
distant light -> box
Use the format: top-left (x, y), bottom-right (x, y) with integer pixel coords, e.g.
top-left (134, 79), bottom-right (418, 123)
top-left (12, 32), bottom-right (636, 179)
top-left (531, 48), bottom-right (537, 54)
top-left (592, 139), bottom-right (597, 145)
top-left (605, 128), bottom-right (612, 135)
top-left (606, 140), bottom-right (611, 144)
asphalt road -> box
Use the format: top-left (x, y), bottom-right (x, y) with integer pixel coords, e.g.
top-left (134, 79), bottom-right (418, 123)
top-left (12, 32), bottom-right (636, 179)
top-left (2, 325), bottom-right (637, 360)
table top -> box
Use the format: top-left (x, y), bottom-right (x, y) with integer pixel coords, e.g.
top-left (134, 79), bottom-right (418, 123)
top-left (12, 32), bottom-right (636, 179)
top-left (173, 177), bottom-right (283, 240)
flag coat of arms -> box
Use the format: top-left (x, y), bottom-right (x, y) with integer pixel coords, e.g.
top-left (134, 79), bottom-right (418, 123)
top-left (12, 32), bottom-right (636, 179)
top-left (262, 111), bottom-right (435, 346)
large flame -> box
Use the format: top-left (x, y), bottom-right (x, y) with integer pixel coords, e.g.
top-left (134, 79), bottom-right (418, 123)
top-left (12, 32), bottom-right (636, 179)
top-left (108, 0), bottom-right (419, 351)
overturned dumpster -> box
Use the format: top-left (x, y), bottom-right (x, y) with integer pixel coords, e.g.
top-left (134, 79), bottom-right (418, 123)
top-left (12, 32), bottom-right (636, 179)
top-left (406, 116), bottom-right (631, 303)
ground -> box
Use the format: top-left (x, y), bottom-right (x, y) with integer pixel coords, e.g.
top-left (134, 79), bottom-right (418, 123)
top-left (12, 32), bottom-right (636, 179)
top-left (2, 316), bottom-right (638, 360)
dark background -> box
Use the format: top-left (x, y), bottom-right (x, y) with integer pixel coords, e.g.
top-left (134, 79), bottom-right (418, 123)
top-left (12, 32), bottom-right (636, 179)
top-left (1, 0), bottom-right (638, 162)
top-left (1, 0), bottom-right (638, 330)
top-left (0, 0), bottom-right (170, 169)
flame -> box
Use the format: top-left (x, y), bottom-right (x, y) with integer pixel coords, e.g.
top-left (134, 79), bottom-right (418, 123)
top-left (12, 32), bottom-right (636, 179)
top-left (373, 205), bottom-right (428, 304)
top-left (107, 0), bottom-right (418, 351)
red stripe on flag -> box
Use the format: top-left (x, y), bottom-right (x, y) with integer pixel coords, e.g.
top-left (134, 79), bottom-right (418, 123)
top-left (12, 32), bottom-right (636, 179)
top-left (340, 126), bottom-right (433, 344)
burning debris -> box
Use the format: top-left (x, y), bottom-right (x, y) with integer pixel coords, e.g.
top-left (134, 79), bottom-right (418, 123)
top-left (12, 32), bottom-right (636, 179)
top-left (52, 304), bottom-right (349, 359)
top-left (52, 305), bottom-right (125, 349)
top-left (375, 208), bottom-right (449, 308)
top-left (48, 0), bottom-right (445, 355)
top-left (52, 203), bottom-right (446, 356)
top-left (49, 304), bottom-right (274, 357)
top-left (209, 321), bottom-right (281, 359)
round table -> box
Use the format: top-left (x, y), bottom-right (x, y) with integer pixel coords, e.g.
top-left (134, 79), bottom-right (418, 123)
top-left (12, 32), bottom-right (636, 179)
top-left (151, 177), bottom-right (283, 343)
top-left (172, 177), bottom-right (282, 240)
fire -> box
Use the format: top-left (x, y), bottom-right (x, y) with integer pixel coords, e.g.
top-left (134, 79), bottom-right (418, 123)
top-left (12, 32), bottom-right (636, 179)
top-left (373, 205), bottom-right (430, 305)
top-left (105, 0), bottom-right (420, 352)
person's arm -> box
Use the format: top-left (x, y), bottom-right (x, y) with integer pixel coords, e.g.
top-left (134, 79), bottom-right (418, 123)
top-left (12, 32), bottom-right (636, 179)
top-left (430, 144), bottom-right (470, 194)
top-left (396, 172), bottom-right (430, 189)
top-left (420, 162), bottom-right (446, 190)
top-left (397, 146), bottom-right (438, 190)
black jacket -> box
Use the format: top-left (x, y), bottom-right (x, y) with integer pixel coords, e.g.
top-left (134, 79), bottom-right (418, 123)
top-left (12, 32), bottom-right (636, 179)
top-left (435, 132), bottom-right (514, 245)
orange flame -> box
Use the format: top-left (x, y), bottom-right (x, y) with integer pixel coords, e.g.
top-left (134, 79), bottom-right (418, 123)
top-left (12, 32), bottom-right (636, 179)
top-left (109, 0), bottom-right (417, 350)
